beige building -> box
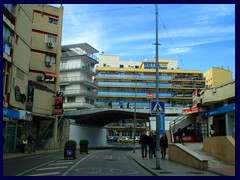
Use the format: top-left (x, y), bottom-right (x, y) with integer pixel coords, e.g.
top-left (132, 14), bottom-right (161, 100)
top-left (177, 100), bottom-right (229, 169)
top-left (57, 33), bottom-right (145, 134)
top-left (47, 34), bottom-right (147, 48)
top-left (3, 4), bottom-right (64, 152)
top-left (204, 67), bottom-right (233, 88)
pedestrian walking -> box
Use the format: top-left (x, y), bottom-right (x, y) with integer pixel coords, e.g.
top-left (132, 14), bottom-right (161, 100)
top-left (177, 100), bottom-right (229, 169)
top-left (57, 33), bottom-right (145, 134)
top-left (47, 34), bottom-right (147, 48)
top-left (160, 133), bottom-right (168, 159)
top-left (127, 102), bottom-right (130, 108)
top-left (118, 101), bottom-right (123, 108)
top-left (139, 130), bottom-right (149, 159)
top-left (210, 124), bottom-right (215, 137)
top-left (177, 128), bottom-right (184, 144)
top-left (108, 100), bottom-right (112, 108)
top-left (148, 132), bottom-right (156, 158)
top-left (27, 135), bottom-right (36, 154)
top-left (20, 134), bottom-right (27, 153)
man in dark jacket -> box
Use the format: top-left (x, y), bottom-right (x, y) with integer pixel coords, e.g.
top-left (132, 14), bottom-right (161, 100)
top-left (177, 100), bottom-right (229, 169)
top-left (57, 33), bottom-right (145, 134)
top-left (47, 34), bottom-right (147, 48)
top-left (160, 133), bottom-right (168, 159)
top-left (139, 130), bottom-right (149, 158)
top-left (27, 135), bottom-right (35, 154)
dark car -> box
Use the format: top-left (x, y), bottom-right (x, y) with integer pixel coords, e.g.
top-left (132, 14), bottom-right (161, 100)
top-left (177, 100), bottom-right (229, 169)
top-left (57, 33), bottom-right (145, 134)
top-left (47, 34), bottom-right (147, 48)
top-left (107, 137), bottom-right (118, 143)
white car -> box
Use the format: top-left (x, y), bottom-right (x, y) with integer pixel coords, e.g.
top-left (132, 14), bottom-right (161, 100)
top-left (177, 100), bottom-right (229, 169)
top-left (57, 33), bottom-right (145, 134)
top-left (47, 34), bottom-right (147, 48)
top-left (118, 137), bottom-right (129, 142)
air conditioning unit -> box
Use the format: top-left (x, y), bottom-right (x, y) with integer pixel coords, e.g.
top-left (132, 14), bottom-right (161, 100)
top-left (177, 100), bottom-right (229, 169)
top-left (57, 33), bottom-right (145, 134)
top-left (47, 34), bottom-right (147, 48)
top-left (37, 75), bottom-right (45, 81)
top-left (45, 61), bottom-right (52, 67)
top-left (47, 41), bottom-right (54, 48)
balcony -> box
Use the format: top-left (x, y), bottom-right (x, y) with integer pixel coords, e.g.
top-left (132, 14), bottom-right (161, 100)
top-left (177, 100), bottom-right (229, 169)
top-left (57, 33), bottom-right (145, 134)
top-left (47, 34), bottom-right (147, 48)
top-left (62, 89), bottom-right (97, 98)
top-left (61, 51), bottom-right (98, 63)
top-left (60, 63), bottom-right (96, 74)
top-left (60, 76), bottom-right (97, 88)
top-left (63, 102), bottom-right (94, 109)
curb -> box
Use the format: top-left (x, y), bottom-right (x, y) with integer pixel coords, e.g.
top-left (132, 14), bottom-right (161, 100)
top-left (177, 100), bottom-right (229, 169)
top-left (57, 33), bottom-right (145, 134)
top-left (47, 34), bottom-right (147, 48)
top-left (128, 153), bottom-right (158, 176)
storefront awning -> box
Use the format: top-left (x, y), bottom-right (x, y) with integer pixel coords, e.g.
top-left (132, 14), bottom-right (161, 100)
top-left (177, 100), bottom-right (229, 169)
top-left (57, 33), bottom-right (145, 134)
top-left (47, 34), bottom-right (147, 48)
top-left (44, 72), bottom-right (57, 78)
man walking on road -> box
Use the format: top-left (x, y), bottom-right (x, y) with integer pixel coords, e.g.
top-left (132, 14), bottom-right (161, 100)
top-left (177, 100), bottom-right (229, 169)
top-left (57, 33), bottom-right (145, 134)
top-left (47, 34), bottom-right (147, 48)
top-left (139, 130), bottom-right (149, 159)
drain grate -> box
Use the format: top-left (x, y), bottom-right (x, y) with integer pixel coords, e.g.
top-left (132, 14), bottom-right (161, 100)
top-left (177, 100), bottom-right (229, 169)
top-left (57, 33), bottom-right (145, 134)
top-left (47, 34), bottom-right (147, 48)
top-left (185, 171), bottom-right (204, 174)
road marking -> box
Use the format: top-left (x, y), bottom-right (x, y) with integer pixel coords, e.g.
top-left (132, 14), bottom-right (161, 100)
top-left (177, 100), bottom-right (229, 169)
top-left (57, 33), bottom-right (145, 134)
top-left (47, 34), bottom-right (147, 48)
top-left (15, 159), bottom-right (60, 176)
top-left (27, 172), bottom-right (60, 176)
top-left (48, 162), bottom-right (74, 166)
top-left (62, 153), bottom-right (96, 176)
top-left (104, 155), bottom-right (112, 160)
top-left (37, 166), bottom-right (67, 171)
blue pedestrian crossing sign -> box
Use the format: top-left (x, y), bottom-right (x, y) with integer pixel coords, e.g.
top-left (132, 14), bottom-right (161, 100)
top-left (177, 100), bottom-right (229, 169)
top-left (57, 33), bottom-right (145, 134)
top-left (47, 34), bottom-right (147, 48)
top-left (151, 101), bottom-right (165, 115)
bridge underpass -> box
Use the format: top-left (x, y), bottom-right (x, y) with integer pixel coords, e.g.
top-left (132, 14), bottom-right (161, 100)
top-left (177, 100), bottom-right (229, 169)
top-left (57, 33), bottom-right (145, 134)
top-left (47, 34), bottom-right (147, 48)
top-left (63, 108), bottom-right (151, 127)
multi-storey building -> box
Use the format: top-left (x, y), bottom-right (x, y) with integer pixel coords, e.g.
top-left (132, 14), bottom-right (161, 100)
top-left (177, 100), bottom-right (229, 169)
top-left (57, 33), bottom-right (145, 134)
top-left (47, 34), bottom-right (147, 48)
top-left (204, 67), bottom-right (233, 88)
top-left (3, 4), bottom-right (63, 152)
top-left (60, 43), bottom-right (99, 111)
top-left (95, 54), bottom-right (205, 139)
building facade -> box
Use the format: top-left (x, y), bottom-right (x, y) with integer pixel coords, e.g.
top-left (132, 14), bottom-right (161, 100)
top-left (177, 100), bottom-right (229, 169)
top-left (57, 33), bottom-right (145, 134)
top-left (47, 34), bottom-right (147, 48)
top-left (95, 54), bottom-right (205, 139)
top-left (204, 67), bottom-right (233, 88)
top-left (3, 4), bottom-right (64, 152)
top-left (199, 81), bottom-right (235, 139)
top-left (60, 43), bottom-right (99, 111)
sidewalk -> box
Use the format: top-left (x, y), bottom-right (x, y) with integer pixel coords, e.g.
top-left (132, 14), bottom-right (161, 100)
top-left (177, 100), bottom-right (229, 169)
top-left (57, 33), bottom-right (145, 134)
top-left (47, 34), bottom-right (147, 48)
top-left (3, 149), bottom-right (62, 160)
top-left (129, 149), bottom-right (235, 176)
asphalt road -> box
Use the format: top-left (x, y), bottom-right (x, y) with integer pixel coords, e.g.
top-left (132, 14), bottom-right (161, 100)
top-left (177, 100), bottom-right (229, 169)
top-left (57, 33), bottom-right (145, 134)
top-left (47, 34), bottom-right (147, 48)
top-left (3, 149), bottom-right (153, 176)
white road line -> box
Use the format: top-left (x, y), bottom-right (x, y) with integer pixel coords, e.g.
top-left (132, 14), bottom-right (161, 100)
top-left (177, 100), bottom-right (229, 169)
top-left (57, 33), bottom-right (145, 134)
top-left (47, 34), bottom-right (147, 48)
top-left (37, 166), bottom-right (67, 171)
top-left (89, 155), bottom-right (96, 159)
top-left (24, 155), bottom-right (42, 159)
top-left (27, 172), bottom-right (60, 176)
top-left (62, 153), bottom-right (96, 176)
top-left (48, 162), bottom-right (74, 166)
top-left (15, 159), bottom-right (60, 176)
top-left (104, 155), bottom-right (112, 160)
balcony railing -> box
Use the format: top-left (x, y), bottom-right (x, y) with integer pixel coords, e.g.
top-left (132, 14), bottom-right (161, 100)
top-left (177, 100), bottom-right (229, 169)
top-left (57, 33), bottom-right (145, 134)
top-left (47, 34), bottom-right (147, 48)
top-left (60, 63), bottom-right (95, 72)
top-left (60, 76), bottom-right (97, 88)
top-left (63, 102), bottom-right (94, 109)
top-left (62, 89), bottom-right (97, 98)
top-left (96, 74), bottom-right (205, 81)
top-left (62, 51), bottom-right (98, 62)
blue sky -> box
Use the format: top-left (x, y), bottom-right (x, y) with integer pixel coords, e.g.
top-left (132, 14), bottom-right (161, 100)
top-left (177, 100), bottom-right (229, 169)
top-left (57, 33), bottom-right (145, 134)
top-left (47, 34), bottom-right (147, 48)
top-left (52, 4), bottom-right (235, 78)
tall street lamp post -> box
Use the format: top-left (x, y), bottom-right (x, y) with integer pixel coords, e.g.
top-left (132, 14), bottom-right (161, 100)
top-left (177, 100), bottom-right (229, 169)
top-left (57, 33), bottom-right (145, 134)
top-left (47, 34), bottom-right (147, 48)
top-left (154, 4), bottom-right (161, 170)
top-left (133, 74), bottom-right (137, 153)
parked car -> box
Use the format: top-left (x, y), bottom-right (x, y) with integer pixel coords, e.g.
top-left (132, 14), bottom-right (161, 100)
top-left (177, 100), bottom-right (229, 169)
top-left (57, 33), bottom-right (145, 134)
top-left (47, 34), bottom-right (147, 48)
top-left (118, 137), bottom-right (129, 143)
top-left (107, 137), bottom-right (118, 143)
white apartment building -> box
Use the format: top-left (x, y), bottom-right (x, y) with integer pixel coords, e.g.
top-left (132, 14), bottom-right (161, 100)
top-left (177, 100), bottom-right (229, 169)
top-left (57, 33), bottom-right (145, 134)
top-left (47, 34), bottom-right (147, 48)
top-left (60, 43), bottom-right (99, 111)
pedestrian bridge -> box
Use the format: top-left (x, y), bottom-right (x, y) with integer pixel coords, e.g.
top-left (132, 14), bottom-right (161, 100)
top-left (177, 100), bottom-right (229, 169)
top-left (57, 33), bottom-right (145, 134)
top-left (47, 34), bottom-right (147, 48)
top-left (63, 107), bottom-right (182, 127)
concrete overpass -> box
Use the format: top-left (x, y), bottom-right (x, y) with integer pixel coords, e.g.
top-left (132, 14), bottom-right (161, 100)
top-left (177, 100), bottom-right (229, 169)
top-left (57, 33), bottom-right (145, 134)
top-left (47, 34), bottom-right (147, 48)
top-left (63, 107), bottom-right (183, 127)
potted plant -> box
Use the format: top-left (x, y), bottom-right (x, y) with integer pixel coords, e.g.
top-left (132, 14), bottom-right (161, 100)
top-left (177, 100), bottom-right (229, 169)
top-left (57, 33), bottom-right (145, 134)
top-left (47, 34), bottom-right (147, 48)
top-left (79, 139), bottom-right (88, 154)
top-left (64, 140), bottom-right (77, 159)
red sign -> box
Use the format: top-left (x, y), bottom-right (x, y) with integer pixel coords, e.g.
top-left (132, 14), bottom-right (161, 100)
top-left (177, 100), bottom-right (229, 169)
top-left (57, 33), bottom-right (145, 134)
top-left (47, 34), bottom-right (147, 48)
top-left (192, 89), bottom-right (198, 108)
top-left (146, 92), bottom-right (153, 99)
top-left (53, 96), bottom-right (63, 115)
top-left (182, 106), bottom-right (209, 115)
top-left (174, 135), bottom-right (195, 142)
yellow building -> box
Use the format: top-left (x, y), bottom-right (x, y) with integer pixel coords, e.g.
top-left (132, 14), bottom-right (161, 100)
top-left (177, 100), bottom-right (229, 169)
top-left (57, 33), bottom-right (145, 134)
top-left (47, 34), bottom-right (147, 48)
top-left (204, 67), bottom-right (233, 88)
top-left (3, 4), bottom-right (63, 152)
top-left (95, 54), bottom-right (205, 139)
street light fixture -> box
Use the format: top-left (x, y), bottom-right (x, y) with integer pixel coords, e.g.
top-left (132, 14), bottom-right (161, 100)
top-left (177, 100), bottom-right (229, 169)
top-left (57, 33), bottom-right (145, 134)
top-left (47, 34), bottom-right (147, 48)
top-left (133, 73), bottom-right (137, 153)
top-left (154, 4), bottom-right (161, 170)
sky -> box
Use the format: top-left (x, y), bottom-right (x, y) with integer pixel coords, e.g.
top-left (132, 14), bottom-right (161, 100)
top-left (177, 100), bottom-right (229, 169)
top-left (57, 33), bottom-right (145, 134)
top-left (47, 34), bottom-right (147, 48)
top-left (52, 4), bottom-right (235, 79)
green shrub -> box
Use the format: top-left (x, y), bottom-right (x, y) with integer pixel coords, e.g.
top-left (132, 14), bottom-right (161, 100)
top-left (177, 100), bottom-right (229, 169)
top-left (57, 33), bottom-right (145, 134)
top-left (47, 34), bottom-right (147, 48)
top-left (65, 140), bottom-right (77, 148)
top-left (79, 139), bottom-right (89, 146)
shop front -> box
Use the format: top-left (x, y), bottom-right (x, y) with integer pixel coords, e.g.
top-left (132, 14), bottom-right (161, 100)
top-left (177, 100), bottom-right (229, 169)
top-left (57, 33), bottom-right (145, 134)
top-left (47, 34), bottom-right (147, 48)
top-left (3, 107), bottom-right (20, 153)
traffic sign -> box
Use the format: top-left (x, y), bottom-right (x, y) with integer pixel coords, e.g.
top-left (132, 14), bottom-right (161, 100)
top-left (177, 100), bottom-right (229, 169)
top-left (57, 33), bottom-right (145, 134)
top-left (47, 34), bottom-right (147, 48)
top-left (151, 101), bottom-right (165, 115)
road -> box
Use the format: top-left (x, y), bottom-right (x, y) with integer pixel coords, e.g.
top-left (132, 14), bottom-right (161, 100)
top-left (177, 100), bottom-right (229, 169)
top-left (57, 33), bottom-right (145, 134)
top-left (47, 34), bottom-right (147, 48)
top-left (3, 149), bottom-right (153, 176)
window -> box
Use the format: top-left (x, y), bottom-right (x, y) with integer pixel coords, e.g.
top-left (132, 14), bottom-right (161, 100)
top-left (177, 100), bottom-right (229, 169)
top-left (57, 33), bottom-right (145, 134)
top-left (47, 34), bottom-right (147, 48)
top-left (45, 55), bottom-right (56, 64)
top-left (120, 65), bottom-right (124, 68)
top-left (68, 97), bottom-right (75, 102)
top-left (4, 4), bottom-right (13, 13)
top-left (45, 35), bottom-right (57, 43)
top-left (49, 17), bottom-right (58, 25)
